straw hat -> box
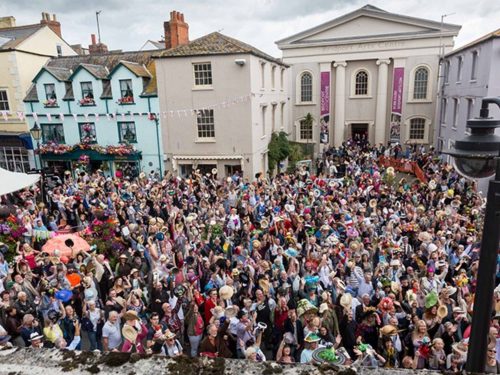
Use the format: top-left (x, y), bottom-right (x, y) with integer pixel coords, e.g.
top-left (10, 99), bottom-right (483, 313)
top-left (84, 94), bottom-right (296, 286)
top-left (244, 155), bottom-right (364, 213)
top-left (219, 285), bottom-right (234, 300)
top-left (260, 218), bottom-right (269, 229)
top-left (304, 332), bottom-right (321, 343)
top-left (340, 293), bottom-right (353, 311)
top-left (123, 310), bottom-right (140, 322)
top-left (297, 298), bottom-right (318, 317)
top-left (380, 325), bottom-right (398, 336)
top-left (319, 303), bottom-right (329, 314)
top-left (252, 240), bottom-right (261, 249)
top-left (122, 325), bottom-right (138, 342)
top-left (164, 330), bottom-right (176, 340)
top-left (225, 306), bottom-right (238, 319)
top-left (437, 305), bottom-right (449, 319)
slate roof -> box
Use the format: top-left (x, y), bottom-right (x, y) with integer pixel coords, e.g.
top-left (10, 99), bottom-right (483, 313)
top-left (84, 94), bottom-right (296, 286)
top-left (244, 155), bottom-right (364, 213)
top-left (156, 32), bottom-right (287, 66)
top-left (24, 84), bottom-right (38, 102)
top-left (0, 24), bottom-right (43, 50)
top-left (446, 27), bottom-right (500, 57)
top-left (24, 50), bottom-right (158, 102)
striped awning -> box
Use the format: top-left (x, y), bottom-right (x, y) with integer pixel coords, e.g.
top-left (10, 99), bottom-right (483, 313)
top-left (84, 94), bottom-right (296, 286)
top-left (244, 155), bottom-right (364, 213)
top-left (173, 155), bottom-right (243, 160)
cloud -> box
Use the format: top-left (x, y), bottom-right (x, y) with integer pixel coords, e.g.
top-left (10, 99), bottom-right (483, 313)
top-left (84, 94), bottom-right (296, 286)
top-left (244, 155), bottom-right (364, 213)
top-left (0, 0), bottom-right (498, 57)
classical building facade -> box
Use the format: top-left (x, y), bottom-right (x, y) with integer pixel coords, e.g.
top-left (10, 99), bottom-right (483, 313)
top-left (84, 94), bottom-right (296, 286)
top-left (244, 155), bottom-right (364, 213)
top-left (0, 13), bottom-right (76, 172)
top-left (155, 32), bottom-right (289, 178)
top-left (435, 28), bottom-right (500, 193)
top-left (276, 5), bottom-right (460, 152)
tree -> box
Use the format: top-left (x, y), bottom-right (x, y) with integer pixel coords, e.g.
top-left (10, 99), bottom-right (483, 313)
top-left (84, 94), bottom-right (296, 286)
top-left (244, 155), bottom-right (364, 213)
top-left (268, 131), bottom-right (290, 173)
top-left (303, 112), bottom-right (314, 159)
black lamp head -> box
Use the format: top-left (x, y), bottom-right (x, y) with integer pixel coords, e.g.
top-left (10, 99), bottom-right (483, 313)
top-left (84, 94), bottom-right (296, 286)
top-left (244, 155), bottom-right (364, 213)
top-left (443, 97), bottom-right (500, 179)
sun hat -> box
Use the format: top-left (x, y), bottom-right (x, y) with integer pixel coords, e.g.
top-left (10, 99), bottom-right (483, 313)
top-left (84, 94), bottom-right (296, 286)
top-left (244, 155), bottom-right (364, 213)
top-left (122, 325), bottom-right (138, 343)
top-left (424, 291), bottom-right (439, 309)
top-left (219, 285), bottom-right (234, 300)
top-left (28, 332), bottom-right (43, 342)
top-left (340, 293), bottom-right (353, 311)
top-left (380, 325), bottom-right (398, 336)
top-left (319, 303), bottom-right (329, 314)
top-left (123, 310), bottom-right (140, 322)
top-left (296, 299), bottom-right (318, 317)
top-left (164, 330), bottom-right (176, 340)
top-left (437, 305), bottom-right (449, 319)
top-left (304, 332), bottom-right (321, 343)
top-left (55, 289), bottom-right (73, 303)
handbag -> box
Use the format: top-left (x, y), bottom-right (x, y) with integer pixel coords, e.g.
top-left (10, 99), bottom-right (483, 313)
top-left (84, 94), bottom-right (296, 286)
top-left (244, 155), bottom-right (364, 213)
top-left (81, 317), bottom-right (94, 332)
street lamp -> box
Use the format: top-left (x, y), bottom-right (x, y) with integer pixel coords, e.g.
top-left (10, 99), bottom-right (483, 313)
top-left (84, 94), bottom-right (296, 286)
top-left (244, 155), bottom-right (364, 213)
top-left (148, 113), bottom-right (163, 177)
top-left (29, 122), bottom-right (42, 169)
top-left (443, 97), bottom-right (500, 373)
top-left (29, 122), bottom-right (45, 204)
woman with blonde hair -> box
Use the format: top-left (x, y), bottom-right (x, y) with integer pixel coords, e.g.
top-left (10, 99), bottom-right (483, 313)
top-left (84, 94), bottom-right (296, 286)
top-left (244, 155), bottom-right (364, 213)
top-left (404, 320), bottom-right (430, 369)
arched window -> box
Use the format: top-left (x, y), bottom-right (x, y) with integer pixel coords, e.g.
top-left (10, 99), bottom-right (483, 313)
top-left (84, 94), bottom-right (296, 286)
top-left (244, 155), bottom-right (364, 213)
top-left (409, 117), bottom-right (426, 140)
top-left (413, 67), bottom-right (429, 99)
top-left (355, 70), bottom-right (368, 95)
top-left (300, 72), bottom-right (312, 102)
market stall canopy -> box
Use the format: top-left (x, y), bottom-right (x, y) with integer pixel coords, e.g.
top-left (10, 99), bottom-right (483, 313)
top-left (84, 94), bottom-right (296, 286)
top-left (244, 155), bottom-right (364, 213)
top-left (0, 167), bottom-right (40, 195)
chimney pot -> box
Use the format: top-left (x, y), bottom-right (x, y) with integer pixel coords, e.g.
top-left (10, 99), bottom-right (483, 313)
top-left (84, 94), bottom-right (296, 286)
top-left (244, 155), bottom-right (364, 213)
top-left (91, 34), bottom-right (96, 45)
top-left (52, 14), bottom-right (57, 21)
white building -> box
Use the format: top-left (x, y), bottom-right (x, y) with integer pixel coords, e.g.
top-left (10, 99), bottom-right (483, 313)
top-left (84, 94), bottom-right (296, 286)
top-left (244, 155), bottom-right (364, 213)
top-left (155, 32), bottom-right (289, 178)
top-left (276, 4), bottom-right (460, 152)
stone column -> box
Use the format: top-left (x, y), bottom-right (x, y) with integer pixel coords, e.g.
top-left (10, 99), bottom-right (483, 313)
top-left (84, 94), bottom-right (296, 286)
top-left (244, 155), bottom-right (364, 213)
top-left (375, 59), bottom-right (391, 145)
top-left (333, 61), bottom-right (347, 147)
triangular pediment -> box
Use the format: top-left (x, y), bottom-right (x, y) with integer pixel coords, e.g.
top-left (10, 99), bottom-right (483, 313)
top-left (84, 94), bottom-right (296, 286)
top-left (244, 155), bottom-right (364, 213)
top-left (276, 4), bottom-right (461, 47)
top-left (299, 15), bottom-right (437, 43)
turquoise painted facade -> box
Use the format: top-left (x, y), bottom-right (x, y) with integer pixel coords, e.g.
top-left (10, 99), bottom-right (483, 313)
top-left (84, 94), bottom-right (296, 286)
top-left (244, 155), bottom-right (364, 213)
top-left (24, 52), bottom-right (163, 178)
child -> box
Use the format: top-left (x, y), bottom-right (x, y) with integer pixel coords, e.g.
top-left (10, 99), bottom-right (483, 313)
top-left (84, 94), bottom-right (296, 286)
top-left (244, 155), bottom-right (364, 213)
top-left (429, 338), bottom-right (446, 370)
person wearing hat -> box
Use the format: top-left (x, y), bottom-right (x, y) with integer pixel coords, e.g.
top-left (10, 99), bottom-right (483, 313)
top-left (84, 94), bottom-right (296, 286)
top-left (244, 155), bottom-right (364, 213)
top-left (28, 331), bottom-right (44, 349)
top-left (162, 329), bottom-right (184, 357)
top-left (300, 332), bottom-right (321, 364)
top-left (185, 302), bottom-right (205, 357)
top-left (121, 310), bottom-right (148, 353)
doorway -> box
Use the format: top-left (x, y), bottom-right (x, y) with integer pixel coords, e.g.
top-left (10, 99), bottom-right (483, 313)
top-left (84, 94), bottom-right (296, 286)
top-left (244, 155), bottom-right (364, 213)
top-left (351, 123), bottom-right (369, 144)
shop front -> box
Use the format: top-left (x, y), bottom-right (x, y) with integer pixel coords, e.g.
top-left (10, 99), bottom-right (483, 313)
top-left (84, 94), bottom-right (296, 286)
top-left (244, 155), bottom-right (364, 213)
top-left (38, 144), bottom-right (142, 178)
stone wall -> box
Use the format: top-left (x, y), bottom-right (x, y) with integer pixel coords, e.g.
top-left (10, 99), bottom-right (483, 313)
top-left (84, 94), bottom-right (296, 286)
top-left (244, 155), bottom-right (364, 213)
top-left (0, 347), bottom-right (442, 375)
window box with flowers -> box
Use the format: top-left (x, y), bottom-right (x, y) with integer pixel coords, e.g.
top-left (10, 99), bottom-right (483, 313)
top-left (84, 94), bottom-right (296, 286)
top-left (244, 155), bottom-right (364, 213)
top-left (43, 98), bottom-right (59, 108)
top-left (79, 97), bottom-right (95, 106)
top-left (79, 123), bottom-right (97, 144)
top-left (118, 96), bottom-right (134, 105)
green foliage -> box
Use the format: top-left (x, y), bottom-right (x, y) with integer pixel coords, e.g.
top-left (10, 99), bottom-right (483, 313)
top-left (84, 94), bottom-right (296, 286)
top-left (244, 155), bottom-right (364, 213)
top-left (287, 142), bottom-right (306, 171)
top-left (268, 131), bottom-right (291, 172)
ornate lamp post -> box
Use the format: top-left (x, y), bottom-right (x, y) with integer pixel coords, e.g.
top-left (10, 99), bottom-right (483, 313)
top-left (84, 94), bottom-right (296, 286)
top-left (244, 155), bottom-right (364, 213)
top-left (29, 122), bottom-right (44, 204)
top-left (443, 97), bottom-right (500, 373)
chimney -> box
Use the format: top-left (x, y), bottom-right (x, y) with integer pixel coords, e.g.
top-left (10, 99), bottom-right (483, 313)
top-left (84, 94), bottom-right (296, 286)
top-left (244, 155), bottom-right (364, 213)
top-left (0, 16), bottom-right (16, 29)
top-left (40, 12), bottom-right (62, 38)
top-left (163, 10), bottom-right (189, 49)
top-left (89, 33), bottom-right (108, 55)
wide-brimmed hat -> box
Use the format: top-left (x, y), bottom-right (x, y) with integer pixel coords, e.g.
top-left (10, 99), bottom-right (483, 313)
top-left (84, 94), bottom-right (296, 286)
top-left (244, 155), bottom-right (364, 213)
top-left (304, 332), bottom-right (321, 343)
top-left (123, 310), bottom-right (140, 322)
top-left (28, 332), bottom-right (43, 342)
top-left (297, 298), bottom-right (318, 317)
top-left (211, 306), bottom-right (225, 319)
top-left (225, 306), bottom-right (238, 319)
top-left (122, 325), bottom-right (138, 342)
top-left (340, 293), bottom-right (353, 311)
top-left (380, 325), bottom-right (398, 336)
top-left (319, 303), bottom-right (329, 314)
top-left (219, 285), bottom-right (234, 300)
top-left (437, 305), bottom-right (449, 319)
top-left (425, 291), bottom-right (439, 309)
top-left (164, 329), bottom-right (176, 340)
top-left (442, 285), bottom-right (457, 296)
top-left (452, 342), bottom-right (468, 357)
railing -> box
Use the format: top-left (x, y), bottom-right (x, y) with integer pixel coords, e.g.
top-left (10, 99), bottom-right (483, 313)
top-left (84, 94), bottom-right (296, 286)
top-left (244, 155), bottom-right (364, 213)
top-left (378, 156), bottom-right (428, 183)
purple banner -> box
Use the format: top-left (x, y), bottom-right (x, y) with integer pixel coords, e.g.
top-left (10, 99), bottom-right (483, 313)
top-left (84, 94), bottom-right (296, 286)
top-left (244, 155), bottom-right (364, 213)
top-left (320, 71), bottom-right (330, 144)
top-left (390, 67), bottom-right (404, 143)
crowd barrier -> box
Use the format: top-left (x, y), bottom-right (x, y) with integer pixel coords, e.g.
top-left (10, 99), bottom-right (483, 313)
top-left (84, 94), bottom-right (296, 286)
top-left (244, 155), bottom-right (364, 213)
top-left (378, 156), bottom-right (428, 183)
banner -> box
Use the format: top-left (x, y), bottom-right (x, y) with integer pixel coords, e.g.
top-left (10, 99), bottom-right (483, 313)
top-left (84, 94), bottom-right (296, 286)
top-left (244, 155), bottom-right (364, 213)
top-left (390, 67), bottom-right (404, 143)
top-left (320, 72), bottom-right (330, 144)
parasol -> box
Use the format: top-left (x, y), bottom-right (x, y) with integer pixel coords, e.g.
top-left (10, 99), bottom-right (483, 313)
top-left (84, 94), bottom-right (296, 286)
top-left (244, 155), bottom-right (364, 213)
top-left (41, 233), bottom-right (90, 258)
top-left (0, 167), bottom-right (40, 195)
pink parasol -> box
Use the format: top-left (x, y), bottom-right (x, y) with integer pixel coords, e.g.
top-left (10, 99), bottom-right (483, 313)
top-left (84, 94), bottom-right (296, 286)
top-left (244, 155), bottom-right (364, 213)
top-left (42, 233), bottom-right (90, 258)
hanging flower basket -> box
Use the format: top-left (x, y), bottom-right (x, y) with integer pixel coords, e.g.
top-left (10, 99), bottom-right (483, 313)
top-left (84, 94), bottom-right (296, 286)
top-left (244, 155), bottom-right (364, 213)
top-left (118, 96), bottom-right (134, 104)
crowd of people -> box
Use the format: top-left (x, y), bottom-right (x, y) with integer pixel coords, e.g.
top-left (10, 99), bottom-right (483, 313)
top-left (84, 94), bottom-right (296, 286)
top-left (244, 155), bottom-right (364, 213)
top-left (1, 140), bottom-right (499, 372)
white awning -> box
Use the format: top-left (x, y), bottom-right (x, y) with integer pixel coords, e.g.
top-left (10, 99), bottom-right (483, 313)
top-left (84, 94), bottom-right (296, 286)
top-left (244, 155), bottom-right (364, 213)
top-left (0, 167), bottom-right (40, 195)
top-left (173, 155), bottom-right (243, 160)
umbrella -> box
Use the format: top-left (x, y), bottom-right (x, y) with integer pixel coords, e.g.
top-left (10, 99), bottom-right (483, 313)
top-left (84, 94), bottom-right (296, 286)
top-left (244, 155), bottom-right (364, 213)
top-left (42, 233), bottom-right (90, 258)
top-left (0, 167), bottom-right (40, 195)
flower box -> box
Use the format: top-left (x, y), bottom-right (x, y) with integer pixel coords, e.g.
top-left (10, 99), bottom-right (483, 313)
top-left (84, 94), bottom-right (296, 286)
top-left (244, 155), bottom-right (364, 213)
top-left (43, 99), bottom-right (58, 108)
top-left (79, 97), bottom-right (95, 106)
top-left (118, 96), bottom-right (134, 104)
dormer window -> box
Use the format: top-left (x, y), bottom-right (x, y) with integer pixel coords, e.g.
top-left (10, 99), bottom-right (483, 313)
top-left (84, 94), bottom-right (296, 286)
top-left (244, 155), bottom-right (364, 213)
top-left (79, 82), bottom-right (95, 106)
top-left (118, 79), bottom-right (134, 104)
top-left (44, 83), bottom-right (58, 107)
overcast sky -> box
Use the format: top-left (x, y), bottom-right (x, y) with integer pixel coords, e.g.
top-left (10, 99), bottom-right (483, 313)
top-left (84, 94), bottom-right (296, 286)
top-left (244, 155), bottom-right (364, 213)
top-left (2, 0), bottom-right (499, 56)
